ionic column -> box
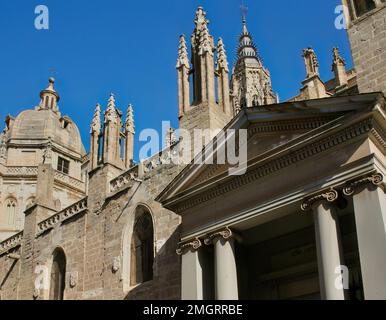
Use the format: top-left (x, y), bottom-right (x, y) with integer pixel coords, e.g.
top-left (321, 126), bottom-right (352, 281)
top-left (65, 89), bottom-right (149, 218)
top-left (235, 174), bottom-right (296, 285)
top-left (205, 227), bottom-right (238, 300)
top-left (343, 173), bottom-right (386, 300)
top-left (177, 238), bottom-right (204, 300)
top-left (302, 189), bottom-right (345, 300)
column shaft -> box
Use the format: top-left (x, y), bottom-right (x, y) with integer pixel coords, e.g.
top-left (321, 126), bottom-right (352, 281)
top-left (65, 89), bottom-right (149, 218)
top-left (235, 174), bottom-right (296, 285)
top-left (214, 237), bottom-right (238, 300)
top-left (352, 186), bottom-right (386, 299)
top-left (313, 202), bottom-right (345, 300)
top-left (181, 249), bottom-right (204, 300)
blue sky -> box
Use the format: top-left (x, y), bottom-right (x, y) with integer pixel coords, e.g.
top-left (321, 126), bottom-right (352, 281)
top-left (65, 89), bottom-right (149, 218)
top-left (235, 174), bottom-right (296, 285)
top-left (0, 0), bottom-right (352, 159)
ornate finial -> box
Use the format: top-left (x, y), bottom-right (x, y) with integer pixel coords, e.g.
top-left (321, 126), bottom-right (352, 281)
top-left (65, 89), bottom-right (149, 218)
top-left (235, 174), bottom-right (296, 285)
top-left (165, 127), bottom-right (177, 147)
top-left (198, 26), bottom-right (214, 56)
top-left (105, 94), bottom-right (118, 124)
top-left (125, 104), bottom-right (135, 134)
top-left (90, 103), bottom-right (101, 134)
top-left (108, 93), bottom-right (116, 108)
top-left (42, 138), bottom-right (53, 164)
top-left (39, 78), bottom-right (60, 111)
top-left (195, 6), bottom-right (208, 29)
top-left (303, 47), bottom-right (320, 78)
top-left (176, 34), bottom-right (190, 69)
top-left (332, 47), bottom-right (346, 68)
top-left (0, 132), bottom-right (6, 160)
top-left (44, 77), bottom-right (56, 92)
top-left (216, 38), bottom-right (229, 72)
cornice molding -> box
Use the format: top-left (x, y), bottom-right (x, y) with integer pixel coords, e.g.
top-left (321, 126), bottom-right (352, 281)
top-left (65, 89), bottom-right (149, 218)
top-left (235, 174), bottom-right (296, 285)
top-left (247, 116), bottom-right (337, 138)
top-left (171, 118), bottom-right (375, 213)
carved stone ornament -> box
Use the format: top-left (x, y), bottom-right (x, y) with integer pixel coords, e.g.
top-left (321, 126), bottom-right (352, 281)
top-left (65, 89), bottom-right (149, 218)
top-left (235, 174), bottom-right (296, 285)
top-left (176, 238), bottom-right (202, 256)
top-left (112, 256), bottom-right (121, 273)
top-left (204, 227), bottom-right (233, 245)
top-left (343, 173), bottom-right (384, 196)
top-left (33, 287), bottom-right (40, 299)
top-left (301, 188), bottom-right (339, 212)
top-left (69, 271), bottom-right (78, 288)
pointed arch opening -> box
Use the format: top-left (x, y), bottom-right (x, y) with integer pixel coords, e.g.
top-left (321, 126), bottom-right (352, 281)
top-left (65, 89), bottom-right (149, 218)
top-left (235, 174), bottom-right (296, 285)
top-left (49, 248), bottom-right (66, 300)
top-left (130, 209), bottom-right (154, 286)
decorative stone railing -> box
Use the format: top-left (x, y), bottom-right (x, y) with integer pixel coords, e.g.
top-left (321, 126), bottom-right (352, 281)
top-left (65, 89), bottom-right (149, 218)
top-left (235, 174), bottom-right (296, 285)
top-left (6, 166), bottom-right (38, 175)
top-left (109, 142), bottom-right (180, 193)
top-left (110, 165), bottom-right (140, 193)
top-left (2, 166), bottom-right (85, 192)
top-left (0, 231), bottom-right (23, 255)
top-left (37, 198), bottom-right (88, 235)
top-left (54, 170), bottom-right (85, 191)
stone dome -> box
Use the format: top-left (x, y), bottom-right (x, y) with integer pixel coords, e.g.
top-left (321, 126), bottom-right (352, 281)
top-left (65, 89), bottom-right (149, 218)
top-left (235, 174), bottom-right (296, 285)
top-left (8, 108), bottom-right (86, 157)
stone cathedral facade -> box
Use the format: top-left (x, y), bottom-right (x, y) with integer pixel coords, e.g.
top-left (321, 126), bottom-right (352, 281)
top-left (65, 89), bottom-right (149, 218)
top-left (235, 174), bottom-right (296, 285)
top-left (0, 2), bottom-right (385, 300)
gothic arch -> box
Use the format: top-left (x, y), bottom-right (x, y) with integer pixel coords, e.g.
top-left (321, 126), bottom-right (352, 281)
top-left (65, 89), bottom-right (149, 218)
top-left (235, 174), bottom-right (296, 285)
top-left (49, 247), bottom-right (67, 300)
top-left (121, 203), bottom-right (156, 293)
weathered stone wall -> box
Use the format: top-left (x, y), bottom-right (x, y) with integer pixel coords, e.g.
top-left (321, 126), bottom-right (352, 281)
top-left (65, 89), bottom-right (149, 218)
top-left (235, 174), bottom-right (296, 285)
top-left (348, 5), bottom-right (386, 94)
top-left (0, 160), bottom-right (182, 300)
top-left (0, 246), bottom-right (21, 300)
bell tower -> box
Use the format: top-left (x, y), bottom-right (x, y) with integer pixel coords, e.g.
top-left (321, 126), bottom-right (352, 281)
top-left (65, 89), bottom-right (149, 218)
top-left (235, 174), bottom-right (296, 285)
top-left (230, 12), bottom-right (277, 113)
top-left (342, 0), bottom-right (385, 94)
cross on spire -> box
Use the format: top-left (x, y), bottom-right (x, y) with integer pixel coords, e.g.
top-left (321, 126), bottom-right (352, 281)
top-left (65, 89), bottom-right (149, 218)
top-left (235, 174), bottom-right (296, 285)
top-left (240, 1), bottom-right (248, 24)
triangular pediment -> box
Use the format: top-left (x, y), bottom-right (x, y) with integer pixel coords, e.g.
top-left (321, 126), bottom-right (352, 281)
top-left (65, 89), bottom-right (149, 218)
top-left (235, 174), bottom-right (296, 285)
top-left (157, 93), bottom-right (382, 204)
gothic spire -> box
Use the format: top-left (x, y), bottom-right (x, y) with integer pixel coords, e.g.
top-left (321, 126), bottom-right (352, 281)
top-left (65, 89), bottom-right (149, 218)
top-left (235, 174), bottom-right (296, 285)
top-left (125, 104), bottom-right (135, 134)
top-left (90, 103), bottom-right (101, 134)
top-left (236, 14), bottom-right (259, 61)
top-left (104, 93), bottom-right (118, 124)
top-left (198, 26), bottom-right (214, 56)
top-left (191, 6), bottom-right (214, 54)
top-left (332, 47), bottom-right (346, 69)
top-left (303, 48), bottom-right (320, 79)
top-left (176, 34), bottom-right (190, 69)
top-left (216, 38), bottom-right (229, 72)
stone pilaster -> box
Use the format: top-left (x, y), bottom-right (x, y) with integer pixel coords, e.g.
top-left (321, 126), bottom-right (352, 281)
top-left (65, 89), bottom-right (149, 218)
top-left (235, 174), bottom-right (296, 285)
top-left (90, 104), bottom-right (101, 171)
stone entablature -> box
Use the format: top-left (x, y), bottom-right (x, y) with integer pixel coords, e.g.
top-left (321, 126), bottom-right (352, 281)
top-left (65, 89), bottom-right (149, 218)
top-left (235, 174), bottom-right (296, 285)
top-left (36, 198), bottom-right (87, 236)
top-left (0, 231), bottom-right (23, 256)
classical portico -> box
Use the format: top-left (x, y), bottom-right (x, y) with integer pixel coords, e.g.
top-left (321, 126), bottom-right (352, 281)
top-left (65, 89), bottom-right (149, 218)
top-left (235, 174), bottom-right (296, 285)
top-left (159, 93), bottom-right (386, 300)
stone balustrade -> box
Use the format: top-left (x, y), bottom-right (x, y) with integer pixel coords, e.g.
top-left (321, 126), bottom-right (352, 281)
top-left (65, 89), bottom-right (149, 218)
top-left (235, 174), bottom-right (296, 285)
top-left (110, 165), bottom-right (140, 193)
top-left (109, 142), bottom-right (180, 193)
top-left (0, 231), bottom-right (23, 256)
top-left (37, 198), bottom-right (88, 235)
top-left (6, 166), bottom-right (38, 175)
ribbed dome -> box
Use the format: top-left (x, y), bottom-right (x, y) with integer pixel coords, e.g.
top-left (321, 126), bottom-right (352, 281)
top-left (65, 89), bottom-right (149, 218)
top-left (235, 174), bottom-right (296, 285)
top-left (8, 108), bottom-right (85, 156)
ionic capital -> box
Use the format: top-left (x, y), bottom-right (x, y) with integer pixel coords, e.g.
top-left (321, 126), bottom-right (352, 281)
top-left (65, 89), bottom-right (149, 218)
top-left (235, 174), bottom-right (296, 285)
top-left (343, 173), bottom-right (384, 196)
top-left (301, 188), bottom-right (339, 212)
top-left (176, 238), bottom-right (202, 256)
top-left (204, 227), bottom-right (237, 245)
